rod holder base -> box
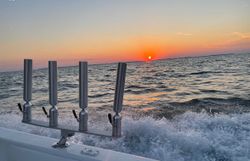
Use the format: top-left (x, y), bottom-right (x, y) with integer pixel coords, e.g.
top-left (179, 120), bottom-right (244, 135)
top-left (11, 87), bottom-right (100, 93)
top-left (22, 102), bottom-right (32, 123)
top-left (49, 106), bottom-right (58, 127)
top-left (79, 109), bottom-right (88, 132)
top-left (112, 114), bottom-right (122, 138)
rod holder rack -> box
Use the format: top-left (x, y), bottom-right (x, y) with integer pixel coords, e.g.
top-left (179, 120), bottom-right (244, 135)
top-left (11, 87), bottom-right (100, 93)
top-left (18, 59), bottom-right (127, 148)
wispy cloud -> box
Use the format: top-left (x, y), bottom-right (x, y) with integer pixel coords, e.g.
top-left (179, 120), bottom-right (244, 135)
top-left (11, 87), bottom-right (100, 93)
top-left (231, 32), bottom-right (250, 39)
top-left (202, 32), bottom-right (250, 53)
top-left (176, 32), bottom-right (192, 36)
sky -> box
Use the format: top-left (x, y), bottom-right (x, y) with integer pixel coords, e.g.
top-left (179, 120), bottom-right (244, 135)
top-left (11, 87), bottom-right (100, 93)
top-left (0, 0), bottom-right (250, 71)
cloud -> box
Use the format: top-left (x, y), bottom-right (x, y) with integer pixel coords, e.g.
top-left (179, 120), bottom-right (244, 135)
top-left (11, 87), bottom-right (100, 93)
top-left (231, 32), bottom-right (250, 39)
top-left (176, 32), bottom-right (192, 36)
top-left (202, 34), bottom-right (250, 53)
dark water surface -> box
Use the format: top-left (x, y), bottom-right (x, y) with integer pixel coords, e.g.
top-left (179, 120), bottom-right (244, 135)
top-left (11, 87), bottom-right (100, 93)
top-left (0, 53), bottom-right (250, 161)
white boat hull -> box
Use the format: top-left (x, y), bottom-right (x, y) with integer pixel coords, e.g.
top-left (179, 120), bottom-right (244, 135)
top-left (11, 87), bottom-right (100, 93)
top-left (0, 127), bottom-right (157, 161)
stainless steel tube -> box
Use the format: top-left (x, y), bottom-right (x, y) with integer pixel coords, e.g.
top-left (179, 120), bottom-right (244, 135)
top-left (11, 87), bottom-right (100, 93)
top-left (79, 62), bottom-right (88, 109)
top-left (23, 59), bottom-right (32, 122)
top-left (49, 61), bottom-right (57, 106)
top-left (48, 61), bottom-right (58, 127)
top-left (79, 62), bottom-right (88, 132)
top-left (113, 63), bottom-right (127, 113)
top-left (24, 59), bottom-right (32, 102)
top-left (112, 63), bottom-right (127, 137)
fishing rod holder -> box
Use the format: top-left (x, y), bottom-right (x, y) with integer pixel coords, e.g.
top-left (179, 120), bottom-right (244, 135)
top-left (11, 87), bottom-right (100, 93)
top-left (18, 59), bottom-right (127, 148)
top-left (18, 59), bottom-right (33, 123)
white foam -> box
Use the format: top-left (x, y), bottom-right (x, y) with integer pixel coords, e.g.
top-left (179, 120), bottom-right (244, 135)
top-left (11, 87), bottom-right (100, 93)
top-left (0, 112), bottom-right (249, 161)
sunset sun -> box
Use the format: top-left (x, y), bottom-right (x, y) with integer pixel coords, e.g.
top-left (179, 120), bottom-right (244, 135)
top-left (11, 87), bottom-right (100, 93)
top-left (142, 49), bottom-right (156, 61)
top-left (147, 55), bottom-right (152, 61)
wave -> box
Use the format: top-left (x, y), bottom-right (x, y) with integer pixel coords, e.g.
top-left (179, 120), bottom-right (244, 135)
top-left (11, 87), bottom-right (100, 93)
top-left (126, 85), bottom-right (176, 93)
top-left (126, 85), bottom-right (146, 89)
top-left (189, 71), bottom-right (221, 75)
top-left (0, 94), bottom-right (10, 100)
top-left (89, 93), bottom-right (111, 98)
top-left (171, 97), bottom-right (250, 106)
top-left (142, 76), bottom-right (154, 80)
top-left (157, 85), bottom-right (176, 92)
top-left (59, 83), bottom-right (78, 89)
top-left (199, 89), bottom-right (224, 93)
top-left (107, 68), bottom-right (116, 71)
top-left (154, 72), bottom-right (167, 77)
top-left (0, 112), bottom-right (249, 161)
top-left (125, 88), bottom-right (159, 94)
top-left (104, 74), bottom-right (110, 77)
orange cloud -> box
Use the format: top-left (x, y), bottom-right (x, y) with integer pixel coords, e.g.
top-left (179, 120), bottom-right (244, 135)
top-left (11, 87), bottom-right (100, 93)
top-left (176, 32), bottom-right (193, 36)
top-left (231, 32), bottom-right (250, 39)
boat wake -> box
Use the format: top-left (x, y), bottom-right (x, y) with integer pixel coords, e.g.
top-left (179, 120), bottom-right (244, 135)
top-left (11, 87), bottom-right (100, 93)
top-left (0, 111), bottom-right (249, 161)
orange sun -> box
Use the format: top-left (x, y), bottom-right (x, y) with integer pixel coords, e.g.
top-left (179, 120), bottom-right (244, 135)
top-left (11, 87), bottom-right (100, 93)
top-left (141, 48), bottom-right (156, 61)
top-left (147, 55), bottom-right (152, 61)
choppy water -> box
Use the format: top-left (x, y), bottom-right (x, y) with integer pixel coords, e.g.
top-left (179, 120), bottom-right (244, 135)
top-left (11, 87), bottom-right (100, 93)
top-left (0, 53), bottom-right (250, 161)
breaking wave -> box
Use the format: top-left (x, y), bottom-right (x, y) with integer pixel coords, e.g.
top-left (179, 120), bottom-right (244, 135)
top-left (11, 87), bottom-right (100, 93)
top-left (169, 97), bottom-right (250, 107)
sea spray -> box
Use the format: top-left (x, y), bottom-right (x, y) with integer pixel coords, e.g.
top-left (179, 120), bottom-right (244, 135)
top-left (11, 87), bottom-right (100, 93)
top-left (0, 111), bottom-right (249, 161)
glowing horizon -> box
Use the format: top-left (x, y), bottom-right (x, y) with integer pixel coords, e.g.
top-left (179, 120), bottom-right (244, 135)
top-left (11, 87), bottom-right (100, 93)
top-left (0, 0), bottom-right (250, 71)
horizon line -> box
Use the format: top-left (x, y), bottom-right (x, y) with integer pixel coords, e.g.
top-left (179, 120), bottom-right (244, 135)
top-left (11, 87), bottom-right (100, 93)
top-left (0, 52), bottom-right (249, 73)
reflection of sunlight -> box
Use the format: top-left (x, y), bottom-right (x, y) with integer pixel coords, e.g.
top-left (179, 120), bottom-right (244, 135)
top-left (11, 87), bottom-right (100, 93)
top-left (141, 107), bottom-right (156, 112)
top-left (124, 92), bottom-right (164, 107)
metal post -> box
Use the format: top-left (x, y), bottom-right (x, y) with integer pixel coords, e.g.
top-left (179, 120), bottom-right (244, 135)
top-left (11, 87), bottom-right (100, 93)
top-left (79, 62), bottom-right (88, 132)
top-left (23, 59), bottom-right (32, 122)
top-left (48, 61), bottom-right (58, 127)
top-left (112, 63), bottom-right (127, 137)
